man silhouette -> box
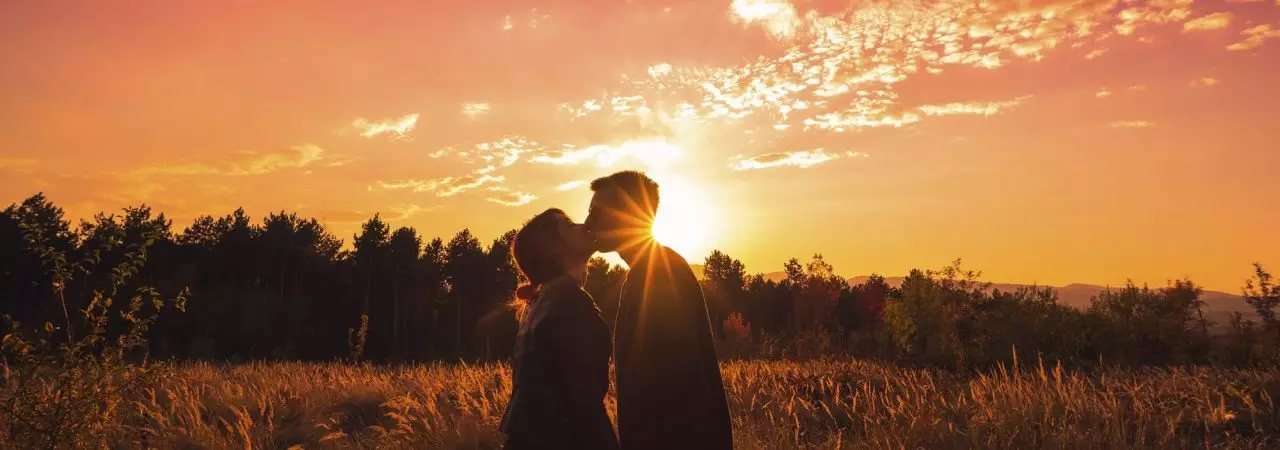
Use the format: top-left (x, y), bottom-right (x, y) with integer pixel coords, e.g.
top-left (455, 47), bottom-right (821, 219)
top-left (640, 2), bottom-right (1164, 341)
top-left (584, 171), bottom-right (733, 450)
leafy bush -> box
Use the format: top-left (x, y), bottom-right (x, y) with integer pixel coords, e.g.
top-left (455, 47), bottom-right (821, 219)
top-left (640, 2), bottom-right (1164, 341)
top-left (0, 204), bottom-right (185, 448)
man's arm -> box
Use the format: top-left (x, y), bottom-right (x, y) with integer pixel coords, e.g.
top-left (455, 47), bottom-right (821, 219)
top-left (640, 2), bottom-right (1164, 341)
top-left (671, 258), bottom-right (719, 392)
top-left (638, 255), bottom-right (716, 421)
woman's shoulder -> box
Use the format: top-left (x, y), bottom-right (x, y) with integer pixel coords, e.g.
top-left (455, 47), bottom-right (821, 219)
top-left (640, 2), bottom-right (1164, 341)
top-left (539, 275), bottom-right (590, 300)
top-left (538, 276), bottom-right (596, 312)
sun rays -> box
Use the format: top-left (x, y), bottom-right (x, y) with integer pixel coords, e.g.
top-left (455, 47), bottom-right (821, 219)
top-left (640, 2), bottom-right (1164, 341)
top-left (650, 175), bottom-right (719, 259)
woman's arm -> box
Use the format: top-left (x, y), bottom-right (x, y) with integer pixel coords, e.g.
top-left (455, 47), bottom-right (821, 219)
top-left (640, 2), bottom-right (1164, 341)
top-left (543, 289), bottom-right (619, 450)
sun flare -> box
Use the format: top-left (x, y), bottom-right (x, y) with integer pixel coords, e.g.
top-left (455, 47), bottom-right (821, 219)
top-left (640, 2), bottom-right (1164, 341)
top-left (650, 174), bottom-right (719, 260)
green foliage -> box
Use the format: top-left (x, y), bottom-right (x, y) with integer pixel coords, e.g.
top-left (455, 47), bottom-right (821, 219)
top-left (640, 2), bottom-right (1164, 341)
top-left (794, 255), bottom-right (844, 333)
top-left (0, 199), bottom-right (186, 449)
top-left (719, 255), bottom-right (1278, 369)
top-left (1088, 280), bottom-right (1210, 364)
top-left (443, 229), bottom-right (489, 358)
top-left (882, 260), bottom-right (988, 367)
top-left (703, 250), bottom-right (748, 337)
top-left (348, 313), bottom-right (369, 362)
top-left (970, 286), bottom-right (1086, 365)
top-left (583, 256), bottom-right (626, 327)
top-left (1244, 263), bottom-right (1279, 335)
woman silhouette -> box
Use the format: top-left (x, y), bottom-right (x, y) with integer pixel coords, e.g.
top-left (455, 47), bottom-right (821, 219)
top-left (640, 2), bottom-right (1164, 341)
top-left (499, 208), bottom-right (619, 450)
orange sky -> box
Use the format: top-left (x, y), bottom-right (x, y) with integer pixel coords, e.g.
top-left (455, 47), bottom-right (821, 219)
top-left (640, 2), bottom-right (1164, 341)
top-left (2, 0), bottom-right (1278, 292)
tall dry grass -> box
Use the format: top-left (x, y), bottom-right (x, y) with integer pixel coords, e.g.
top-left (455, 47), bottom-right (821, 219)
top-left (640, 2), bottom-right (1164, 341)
top-left (11, 359), bottom-right (1278, 449)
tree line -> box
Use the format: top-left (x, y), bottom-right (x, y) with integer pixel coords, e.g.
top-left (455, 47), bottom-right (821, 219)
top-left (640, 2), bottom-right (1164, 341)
top-left (2, 193), bottom-right (1278, 367)
top-left (702, 252), bottom-right (1279, 367)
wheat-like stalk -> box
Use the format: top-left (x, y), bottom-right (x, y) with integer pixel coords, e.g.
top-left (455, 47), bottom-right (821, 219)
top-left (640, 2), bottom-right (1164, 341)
top-left (5, 359), bottom-right (1261, 449)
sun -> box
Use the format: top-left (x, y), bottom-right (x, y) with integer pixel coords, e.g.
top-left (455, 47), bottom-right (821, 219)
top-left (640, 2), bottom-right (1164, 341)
top-left (650, 174), bottom-right (719, 260)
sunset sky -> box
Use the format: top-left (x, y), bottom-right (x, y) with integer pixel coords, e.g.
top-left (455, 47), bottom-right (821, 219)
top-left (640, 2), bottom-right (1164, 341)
top-left (2, 0), bottom-right (1278, 292)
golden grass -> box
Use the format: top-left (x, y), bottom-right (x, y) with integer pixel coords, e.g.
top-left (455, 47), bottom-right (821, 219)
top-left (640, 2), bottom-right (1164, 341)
top-left (60, 360), bottom-right (1280, 449)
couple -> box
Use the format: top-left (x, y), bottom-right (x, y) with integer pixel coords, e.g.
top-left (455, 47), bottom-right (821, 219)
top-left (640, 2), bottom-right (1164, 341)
top-left (499, 171), bottom-right (734, 450)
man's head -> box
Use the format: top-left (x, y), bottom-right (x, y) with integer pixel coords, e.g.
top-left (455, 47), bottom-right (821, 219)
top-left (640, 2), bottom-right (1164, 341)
top-left (584, 170), bottom-right (660, 253)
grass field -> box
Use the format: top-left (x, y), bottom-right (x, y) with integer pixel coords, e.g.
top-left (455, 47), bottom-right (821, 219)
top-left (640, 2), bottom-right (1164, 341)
top-left (33, 359), bottom-right (1280, 449)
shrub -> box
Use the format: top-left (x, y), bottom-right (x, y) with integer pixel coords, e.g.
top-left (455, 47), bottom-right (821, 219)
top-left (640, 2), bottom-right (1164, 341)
top-left (0, 208), bottom-right (185, 448)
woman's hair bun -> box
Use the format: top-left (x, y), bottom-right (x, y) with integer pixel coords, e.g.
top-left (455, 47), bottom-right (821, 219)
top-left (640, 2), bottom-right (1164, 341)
top-left (515, 284), bottom-right (540, 301)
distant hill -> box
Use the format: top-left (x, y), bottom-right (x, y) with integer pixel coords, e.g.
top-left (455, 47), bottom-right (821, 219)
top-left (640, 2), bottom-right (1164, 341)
top-left (688, 265), bottom-right (1258, 325)
top-left (843, 276), bottom-right (1257, 325)
top-left (689, 265), bottom-right (785, 283)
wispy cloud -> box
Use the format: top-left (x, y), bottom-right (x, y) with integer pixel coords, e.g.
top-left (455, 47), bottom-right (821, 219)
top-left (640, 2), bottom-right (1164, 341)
top-left (372, 174), bottom-right (506, 197)
top-left (386, 204), bottom-right (439, 221)
top-left (1227, 24), bottom-right (1280, 51)
top-left (647, 63), bottom-right (672, 78)
top-left (371, 179), bottom-right (430, 192)
top-left (461, 102), bottom-right (491, 118)
top-left (1109, 120), bottom-right (1156, 128)
top-left (1113, 0), bottom-right (1194, 36)
top-left (437, 174), bottom-right (505, 196)
top-left (802, 112), bottom-right (921, 132)
top-left (1190, 77), bottom-right (1220, 87)
top-left (556, 180), bottom-right (586, 191)
top-left (226, 144), bottom-right (336, 175)
top-left (130, 144), bottom-right (342, 178)
top-left (1182, 12), bottom-right (1232, 33)
top-left (917, 97), bottom-right (1029, 117)
top-left (0, 157), bottom-right (38, 174)
top-left (126, 162), bottom-right (220, 178)
top-left (732, 149), bottom-right (843, 170)
top-left (501, 9), bottom-right (550, 31)
top-left (530, 140), bottom-right (682, 168)
top-left (105, 144), bottom-right (344, 204)
top-left (488, 192), bottom-right (537, 207)
top-left (1096, 89), bottom-right (1113, 98)
top-left (553, 0), bottom-right (1222, 140)
top-left (531, 145), bottom-right (604, 165)
top-left (349, 113), bottom-right (419, 138)
top-left (474, 136), bottom-right (539, 167)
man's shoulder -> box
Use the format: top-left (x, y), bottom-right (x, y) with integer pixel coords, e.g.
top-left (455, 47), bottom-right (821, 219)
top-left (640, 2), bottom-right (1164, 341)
top-left (655, 245), bottom-right (698, 280)
top-left (622, 244), bottom-right (701, 295)
top-left (634, 244), bottom-right (687, 270)
top-left (655, 244), bottom-right (690, 265)
top-left (627, 245), bottom-right (699, 291)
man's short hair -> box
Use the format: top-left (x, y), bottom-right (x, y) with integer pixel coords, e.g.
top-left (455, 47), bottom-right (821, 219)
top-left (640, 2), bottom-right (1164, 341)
top-left (590, 170), bottom-right (660, 218)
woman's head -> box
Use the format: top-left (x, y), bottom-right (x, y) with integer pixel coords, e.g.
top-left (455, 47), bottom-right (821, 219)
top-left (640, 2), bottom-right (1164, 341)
top-left (512, 208), bottom-right (594, 301)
